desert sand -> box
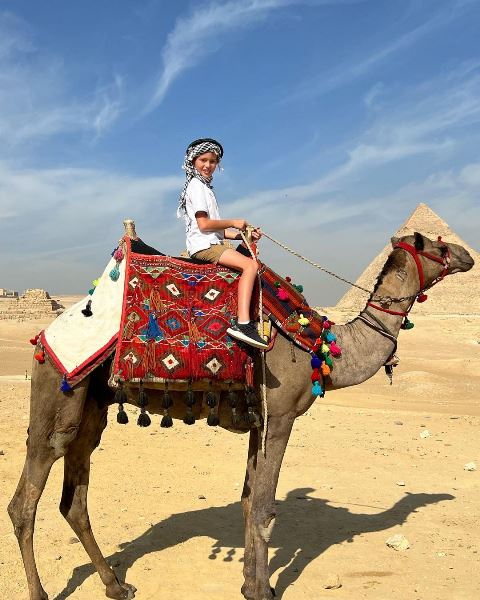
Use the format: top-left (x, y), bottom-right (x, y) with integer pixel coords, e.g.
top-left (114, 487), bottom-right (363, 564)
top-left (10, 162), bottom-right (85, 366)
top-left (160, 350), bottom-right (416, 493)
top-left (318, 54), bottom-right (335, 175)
top-left (1, 293), bottom-right (479, 600)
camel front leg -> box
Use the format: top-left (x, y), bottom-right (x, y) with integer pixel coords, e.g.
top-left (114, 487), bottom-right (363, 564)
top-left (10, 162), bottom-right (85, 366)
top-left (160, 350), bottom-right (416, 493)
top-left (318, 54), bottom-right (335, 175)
top-left (241, 428), bottom-right (259, 599)
top-left (248, 414), bottom-right (295, 600)
top-left (60, 395), bottom-right (136, 600)
top-left (8, 360), bottom-right (88, 600)
top-left (8, 452), bottom-right (57, 600)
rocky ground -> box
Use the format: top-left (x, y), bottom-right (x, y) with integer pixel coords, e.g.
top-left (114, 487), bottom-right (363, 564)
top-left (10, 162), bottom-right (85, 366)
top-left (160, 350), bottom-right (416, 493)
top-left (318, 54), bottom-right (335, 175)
top-left (0, 305), bottom-right (479, 599)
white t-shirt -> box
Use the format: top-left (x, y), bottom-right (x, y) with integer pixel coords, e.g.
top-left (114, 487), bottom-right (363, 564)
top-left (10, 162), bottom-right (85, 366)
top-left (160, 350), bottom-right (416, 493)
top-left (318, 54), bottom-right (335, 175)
top-left (184, 178), bottom-right (224, 255)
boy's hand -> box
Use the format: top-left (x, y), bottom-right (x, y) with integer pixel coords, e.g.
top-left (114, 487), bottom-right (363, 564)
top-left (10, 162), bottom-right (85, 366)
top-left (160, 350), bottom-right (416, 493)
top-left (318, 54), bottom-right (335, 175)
top-left (232, 219), bottom-right (248, 231)
top-left (252, 228), bottom-right (262, 241)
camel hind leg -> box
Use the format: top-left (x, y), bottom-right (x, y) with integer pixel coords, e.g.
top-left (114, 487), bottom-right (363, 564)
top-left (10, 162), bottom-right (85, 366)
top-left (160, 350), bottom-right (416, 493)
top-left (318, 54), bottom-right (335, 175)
top-left (60, 386), bottom-right (136, 599)
top-left (8, 359), bottom-right (88, 600)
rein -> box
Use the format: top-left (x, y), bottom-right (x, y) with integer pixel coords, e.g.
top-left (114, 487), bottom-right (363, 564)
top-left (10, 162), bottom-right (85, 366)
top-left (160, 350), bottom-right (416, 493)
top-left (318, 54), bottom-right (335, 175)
top-left (261, 230), bottom-right (451, 307)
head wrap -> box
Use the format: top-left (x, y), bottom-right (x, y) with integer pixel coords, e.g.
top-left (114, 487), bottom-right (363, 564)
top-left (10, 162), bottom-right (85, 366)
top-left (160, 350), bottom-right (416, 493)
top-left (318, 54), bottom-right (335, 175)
top-left (177, 138), bottom-right (224, 219)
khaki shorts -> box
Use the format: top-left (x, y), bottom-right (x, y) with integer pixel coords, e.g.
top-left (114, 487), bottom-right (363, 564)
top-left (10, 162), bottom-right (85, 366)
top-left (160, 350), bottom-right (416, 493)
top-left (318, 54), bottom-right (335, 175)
top-left (191, 243), bottom-right (229, 263)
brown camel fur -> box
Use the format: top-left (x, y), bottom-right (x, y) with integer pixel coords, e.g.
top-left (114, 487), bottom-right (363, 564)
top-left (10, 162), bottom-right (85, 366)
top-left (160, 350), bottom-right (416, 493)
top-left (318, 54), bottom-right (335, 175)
top-left (8, 233), bottom-right (474, 600)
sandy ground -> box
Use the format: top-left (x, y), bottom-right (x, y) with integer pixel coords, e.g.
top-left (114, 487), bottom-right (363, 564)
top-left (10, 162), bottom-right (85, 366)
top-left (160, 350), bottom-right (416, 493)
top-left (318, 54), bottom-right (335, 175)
top-left (0, 304), bottom-right (479, 600)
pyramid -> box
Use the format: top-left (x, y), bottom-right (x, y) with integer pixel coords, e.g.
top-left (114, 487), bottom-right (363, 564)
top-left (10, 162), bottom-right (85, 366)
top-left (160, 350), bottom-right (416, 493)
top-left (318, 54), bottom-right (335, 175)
top-left (336, 203), bottom-right (480, 316)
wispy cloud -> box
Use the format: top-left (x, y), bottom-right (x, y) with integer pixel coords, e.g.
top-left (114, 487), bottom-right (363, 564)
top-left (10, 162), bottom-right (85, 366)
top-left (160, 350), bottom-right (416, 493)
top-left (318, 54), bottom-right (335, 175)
top-left (0, 159), bottom-right (183, 291)
top-left (284, 0), bottom-right (477, 104)
top-left (228, 62), bottom-right (480, 221)
top-left (146, 0), bottom-right (364, 112)
top-left (0, 12), bottom-right (123, 148)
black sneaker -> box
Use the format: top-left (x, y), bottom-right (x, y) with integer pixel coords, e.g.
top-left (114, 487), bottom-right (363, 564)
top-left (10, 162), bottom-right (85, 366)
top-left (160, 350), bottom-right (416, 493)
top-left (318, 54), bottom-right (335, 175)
top-left (227, 320), bottom-right (268, 349)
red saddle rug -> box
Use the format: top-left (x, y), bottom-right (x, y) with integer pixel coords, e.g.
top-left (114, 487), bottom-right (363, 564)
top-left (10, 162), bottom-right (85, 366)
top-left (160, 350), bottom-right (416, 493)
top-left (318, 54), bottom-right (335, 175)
top-left (112, 239), bottom-right (256, 384)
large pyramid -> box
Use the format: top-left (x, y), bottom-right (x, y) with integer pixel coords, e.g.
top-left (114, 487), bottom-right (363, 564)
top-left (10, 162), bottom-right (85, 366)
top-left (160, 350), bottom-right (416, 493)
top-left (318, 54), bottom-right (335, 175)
top-left (336, 203), bottom-right (480, 316)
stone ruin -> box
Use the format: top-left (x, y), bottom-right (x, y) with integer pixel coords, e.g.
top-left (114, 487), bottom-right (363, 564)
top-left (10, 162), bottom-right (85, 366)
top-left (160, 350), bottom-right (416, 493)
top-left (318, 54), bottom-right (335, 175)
top-left (0, 288), bottom-right (64, 321)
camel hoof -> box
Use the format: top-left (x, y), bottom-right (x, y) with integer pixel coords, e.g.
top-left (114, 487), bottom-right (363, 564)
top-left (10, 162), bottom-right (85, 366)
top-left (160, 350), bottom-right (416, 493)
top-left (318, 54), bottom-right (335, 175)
top-left (106, 582), bottom-right (137, 599)
top-left (242, 584), bottom-right (275, 599)
top-left (241, 584), bottom-right (254, 600)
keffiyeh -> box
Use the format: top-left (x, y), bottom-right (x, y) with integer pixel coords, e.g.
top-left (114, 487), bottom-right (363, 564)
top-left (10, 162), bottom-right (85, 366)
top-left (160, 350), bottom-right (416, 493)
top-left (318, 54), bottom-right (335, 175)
top-left (177, 138), bottom-right (223, 219)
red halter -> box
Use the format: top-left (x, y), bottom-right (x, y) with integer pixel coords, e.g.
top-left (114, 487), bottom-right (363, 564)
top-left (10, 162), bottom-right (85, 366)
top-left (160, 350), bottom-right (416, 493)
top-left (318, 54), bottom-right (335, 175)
top-left (367, 237), bottom-right (451, 317)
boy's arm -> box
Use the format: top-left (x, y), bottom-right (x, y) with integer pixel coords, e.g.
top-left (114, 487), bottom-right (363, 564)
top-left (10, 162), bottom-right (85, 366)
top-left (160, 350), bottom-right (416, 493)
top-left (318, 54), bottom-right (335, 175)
top-left (195, 211), bottom-right (246, 234)
top-left (224, 229), bottom-right (242, 240)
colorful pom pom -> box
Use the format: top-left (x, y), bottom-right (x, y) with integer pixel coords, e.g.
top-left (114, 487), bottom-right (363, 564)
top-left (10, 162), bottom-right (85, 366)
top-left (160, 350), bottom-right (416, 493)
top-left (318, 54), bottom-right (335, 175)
top-left (34, 349), bottom-right (45, 364)
top-left (109, 265), bottom-right (120, 281)
top-left (311, 368), bottom-right (320, 382)
top-left (325, 331), bottom-right (336, 343)
top-left (329, 342), bottom-right (342, 357)
top-left (277, 288), bottom-right (289, 301)
top-left (417, 293), bottom-right (428, 303)
top-left (113, 248), bottom-right (124, 262)
top-left (311, 355), bottom-right (321, 369)
top-left (60, 375), bottom-right (72, 393)
top-left (285, 276), bottom-right (292, 282)
top-left (312, 382), bottom-right (323, 396)
top-left (29, 334), bottom-right (40, 346)
top-left (401, 318), bottom-right (415, 330)
top-left (298, 313), bottom-right (310, 326)
top-left (321, 363), bottom-right (331, 376)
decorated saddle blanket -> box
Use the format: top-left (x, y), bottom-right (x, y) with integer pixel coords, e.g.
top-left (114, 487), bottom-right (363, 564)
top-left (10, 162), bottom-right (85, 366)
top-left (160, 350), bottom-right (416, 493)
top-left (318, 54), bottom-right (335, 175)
top-left (112, 239), bottom-right (255, 384)
top-left (39, 236), bottom-right (338, 392)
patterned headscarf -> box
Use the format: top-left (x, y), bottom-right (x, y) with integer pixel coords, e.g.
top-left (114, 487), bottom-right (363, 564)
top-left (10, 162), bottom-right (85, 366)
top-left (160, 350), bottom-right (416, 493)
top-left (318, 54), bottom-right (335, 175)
top-left (177, 138), bottom-right (224, 219)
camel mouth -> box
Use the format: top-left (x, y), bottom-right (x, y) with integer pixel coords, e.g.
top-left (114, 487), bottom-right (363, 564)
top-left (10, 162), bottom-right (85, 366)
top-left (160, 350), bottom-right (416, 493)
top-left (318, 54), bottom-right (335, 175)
top-left (451, 255), bottom-right (474, 274)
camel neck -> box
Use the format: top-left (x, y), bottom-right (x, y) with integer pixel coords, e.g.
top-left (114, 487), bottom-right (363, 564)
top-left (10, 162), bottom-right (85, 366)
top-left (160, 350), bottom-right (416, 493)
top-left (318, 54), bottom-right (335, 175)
top-left (327, 258), bottom-right (419, 389)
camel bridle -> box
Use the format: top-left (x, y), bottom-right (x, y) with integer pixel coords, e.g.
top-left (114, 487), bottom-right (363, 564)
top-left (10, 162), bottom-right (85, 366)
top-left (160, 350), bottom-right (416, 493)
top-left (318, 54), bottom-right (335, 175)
top-left (367, 237), bottom-right (451, 318)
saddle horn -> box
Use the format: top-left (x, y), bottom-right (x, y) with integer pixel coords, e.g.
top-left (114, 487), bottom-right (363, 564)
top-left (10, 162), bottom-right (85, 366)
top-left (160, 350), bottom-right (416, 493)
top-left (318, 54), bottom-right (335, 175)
top-left (123, 219), bottom-right (138, 239)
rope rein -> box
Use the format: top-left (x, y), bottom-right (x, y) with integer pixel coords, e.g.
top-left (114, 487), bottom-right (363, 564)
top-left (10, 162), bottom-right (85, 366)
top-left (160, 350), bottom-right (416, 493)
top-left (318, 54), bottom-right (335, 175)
top-left (260, 230), bottom-right (422, 305)
top-left (240, 230), bottom-right (268, 456)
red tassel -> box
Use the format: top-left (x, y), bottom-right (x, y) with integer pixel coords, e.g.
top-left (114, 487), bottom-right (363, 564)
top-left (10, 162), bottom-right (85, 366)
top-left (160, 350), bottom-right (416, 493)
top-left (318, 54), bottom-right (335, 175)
top-left (323, 320), bottom-right (331, 329)
top-left (329, 342), bottom-right (342, 357)
top-left (285, 276), bottom-right (292, 282)
top-left (417, 293), bottom-right (428, 303)
top-left (34, 349), bottom-right (45, 364)
top-left (311, 368), bottom-right (320, 382)
top-left (29, 334), bottom-right (40, 346)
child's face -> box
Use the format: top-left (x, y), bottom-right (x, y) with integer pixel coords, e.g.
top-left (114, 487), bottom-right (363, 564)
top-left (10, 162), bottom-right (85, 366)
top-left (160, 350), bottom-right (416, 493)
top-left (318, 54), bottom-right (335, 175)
top-left (193, 152), bottom-right (218, 178)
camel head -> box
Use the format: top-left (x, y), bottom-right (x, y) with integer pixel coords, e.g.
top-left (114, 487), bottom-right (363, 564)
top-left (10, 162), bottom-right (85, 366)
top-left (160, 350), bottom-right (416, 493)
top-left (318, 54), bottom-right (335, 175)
top-left (390, 232), bottom-right (474, 290)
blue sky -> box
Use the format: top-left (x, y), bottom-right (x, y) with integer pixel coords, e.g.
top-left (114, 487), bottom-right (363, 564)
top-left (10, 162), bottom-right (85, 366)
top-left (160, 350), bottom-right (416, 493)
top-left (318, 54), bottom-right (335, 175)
top-left (1, 0), bottom-right (479, 305)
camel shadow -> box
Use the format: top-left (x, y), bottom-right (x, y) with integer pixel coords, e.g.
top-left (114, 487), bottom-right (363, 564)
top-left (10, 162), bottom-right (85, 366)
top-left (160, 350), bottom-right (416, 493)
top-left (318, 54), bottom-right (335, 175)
top-left (54, 488), bottom-right (453, 599)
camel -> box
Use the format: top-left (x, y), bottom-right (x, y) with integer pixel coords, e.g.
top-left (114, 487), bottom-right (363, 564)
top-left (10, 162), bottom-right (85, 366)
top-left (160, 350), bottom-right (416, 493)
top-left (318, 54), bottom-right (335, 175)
top-left (8, 231), bottom-right (474, 600)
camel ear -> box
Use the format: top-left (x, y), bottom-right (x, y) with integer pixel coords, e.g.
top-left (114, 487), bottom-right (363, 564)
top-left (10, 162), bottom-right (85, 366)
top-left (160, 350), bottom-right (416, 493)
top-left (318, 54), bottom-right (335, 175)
top-left (391, 236), bottom-right (400, 246)
top-left (414, 232), bottom-right (424, 251)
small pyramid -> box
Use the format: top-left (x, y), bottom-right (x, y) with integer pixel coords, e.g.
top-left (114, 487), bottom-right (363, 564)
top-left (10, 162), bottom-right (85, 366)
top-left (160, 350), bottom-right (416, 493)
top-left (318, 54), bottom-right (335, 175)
top-left (336, 203), bottom-right (479, 316)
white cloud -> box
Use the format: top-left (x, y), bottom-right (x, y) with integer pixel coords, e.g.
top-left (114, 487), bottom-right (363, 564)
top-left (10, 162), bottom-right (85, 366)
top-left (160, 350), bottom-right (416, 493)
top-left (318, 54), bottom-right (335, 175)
top-left (146, 0), bottom-right (365, 111)
top-left (284, 0), bottom-right (477, 104)
top-left (240, 63), bottom-right (480, 211)
top-left (0, 12), bottom-right (123, 148)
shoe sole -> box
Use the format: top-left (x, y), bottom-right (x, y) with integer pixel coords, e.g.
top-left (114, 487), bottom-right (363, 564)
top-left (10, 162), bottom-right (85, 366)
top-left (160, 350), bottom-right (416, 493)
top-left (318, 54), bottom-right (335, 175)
top-left (226, 327), bottom-right (268, 349)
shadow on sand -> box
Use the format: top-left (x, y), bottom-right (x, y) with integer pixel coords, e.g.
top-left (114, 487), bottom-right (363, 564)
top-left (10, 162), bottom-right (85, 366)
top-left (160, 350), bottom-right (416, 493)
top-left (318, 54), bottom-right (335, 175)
top-left (54, 488), bottom-right (453, 599)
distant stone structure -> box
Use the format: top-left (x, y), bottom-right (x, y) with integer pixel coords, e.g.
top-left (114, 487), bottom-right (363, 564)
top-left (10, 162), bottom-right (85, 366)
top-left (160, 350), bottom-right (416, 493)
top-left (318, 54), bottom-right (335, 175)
top-left (0, 288), bottom-right (19, 298)
top-left (336, 203), bottom-right (479, 317)
top-left (0, 288), bottom-right (64, 321)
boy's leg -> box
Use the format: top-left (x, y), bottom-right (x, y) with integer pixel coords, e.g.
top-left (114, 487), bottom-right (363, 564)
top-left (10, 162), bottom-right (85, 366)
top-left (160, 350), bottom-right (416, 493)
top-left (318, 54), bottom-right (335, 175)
top-left (217, 249), bottom-right (257, 322)
top-left (218, 249), bottom-right (268, 349)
